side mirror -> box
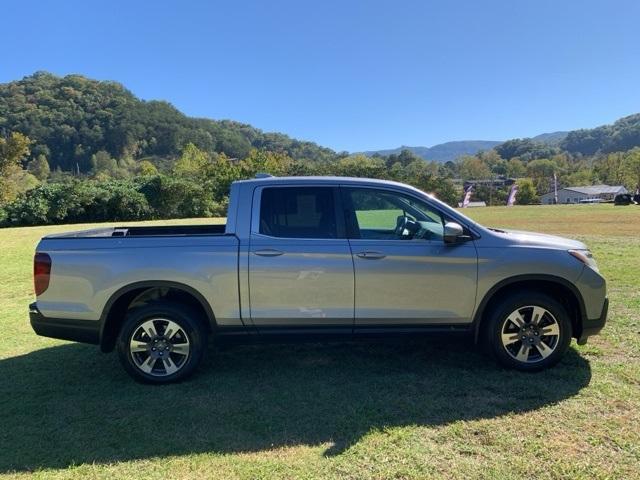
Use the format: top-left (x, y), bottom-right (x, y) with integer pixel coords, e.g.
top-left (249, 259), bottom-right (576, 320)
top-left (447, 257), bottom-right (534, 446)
top-left (443, 221), bottom-right (464, 244)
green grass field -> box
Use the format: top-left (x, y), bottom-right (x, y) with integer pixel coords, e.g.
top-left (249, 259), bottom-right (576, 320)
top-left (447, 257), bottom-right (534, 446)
top-left (1, 205), bottom-right (638, 479)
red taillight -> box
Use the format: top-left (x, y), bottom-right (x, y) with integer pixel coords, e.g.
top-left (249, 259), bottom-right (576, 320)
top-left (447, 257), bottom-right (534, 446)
top-left (34, 252), bottom-right (51, 296)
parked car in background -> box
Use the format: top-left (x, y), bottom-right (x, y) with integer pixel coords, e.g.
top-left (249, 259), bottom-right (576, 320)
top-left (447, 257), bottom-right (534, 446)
top-left (30, 176), bottom-right (608, 383)
top-left (614, 193), bottom-right (633, 205)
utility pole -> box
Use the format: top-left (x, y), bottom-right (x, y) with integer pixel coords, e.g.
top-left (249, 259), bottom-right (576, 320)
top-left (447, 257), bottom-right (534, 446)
top-left (489, 175), bottom-right (494, 206)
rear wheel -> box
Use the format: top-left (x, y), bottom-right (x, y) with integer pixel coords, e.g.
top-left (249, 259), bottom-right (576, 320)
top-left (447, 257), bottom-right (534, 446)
top-left (116, 301), bottom-right (208, 383)
top-left (485, 292), bottom-right (572, 371)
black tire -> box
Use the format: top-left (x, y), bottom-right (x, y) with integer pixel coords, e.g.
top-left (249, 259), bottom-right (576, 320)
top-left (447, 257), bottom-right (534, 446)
top-left (116, 301), bottom-right (208, 384)
top-left (484, 291), bottom-right (572, 372)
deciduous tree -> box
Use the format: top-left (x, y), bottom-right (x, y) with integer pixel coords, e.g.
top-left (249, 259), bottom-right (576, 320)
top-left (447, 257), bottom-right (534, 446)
top-left (516, 179), bottom-right (537, 205)
top-left (458, 155), bottom-right (491, 180)
top-left (0, 132), bottom-right (32, 204)
top-left (27, 154), bottom-right (51, 181)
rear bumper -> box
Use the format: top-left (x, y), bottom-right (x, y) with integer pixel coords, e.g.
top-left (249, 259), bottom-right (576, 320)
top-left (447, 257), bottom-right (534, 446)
top-left (29, 302), bottom-right (100, 345)
top-left (577, 297), bottom-right (608, 345)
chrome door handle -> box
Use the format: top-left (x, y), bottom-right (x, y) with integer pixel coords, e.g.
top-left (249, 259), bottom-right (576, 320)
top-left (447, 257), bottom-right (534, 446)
top-left (253, 249), bottom-right (284, 257)
top-left (356, 251), bottom-right (386, 259)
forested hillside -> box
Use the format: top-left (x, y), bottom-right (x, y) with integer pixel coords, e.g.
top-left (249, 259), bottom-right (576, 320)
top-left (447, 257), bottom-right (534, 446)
top-left (0, 72), bottom-right (338, 173)
top-left (560, 113), bottom-right (640, 156)
top-left (3, 72), bottom-right (640, 174)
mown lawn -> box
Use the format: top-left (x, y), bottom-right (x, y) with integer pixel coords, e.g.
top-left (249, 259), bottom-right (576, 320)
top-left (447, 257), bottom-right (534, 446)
top-left (0, 204), bottom-right (638, 479)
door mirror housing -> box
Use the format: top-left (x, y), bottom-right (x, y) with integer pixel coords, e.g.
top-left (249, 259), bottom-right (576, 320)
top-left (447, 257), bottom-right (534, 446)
top-left (443, 222), bottom-right (464, 244)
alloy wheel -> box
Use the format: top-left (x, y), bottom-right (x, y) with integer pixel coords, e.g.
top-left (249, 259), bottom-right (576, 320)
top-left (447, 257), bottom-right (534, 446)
top-left (500, 305), bottom-right (561, 363)
top-left (129, 318), bottom-right (191, 376)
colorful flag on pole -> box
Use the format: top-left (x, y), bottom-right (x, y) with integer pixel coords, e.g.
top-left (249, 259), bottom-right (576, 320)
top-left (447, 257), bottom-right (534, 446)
top-left (506, 183), bottom-right (518, 206)
top-left (461, 185), bottom-right (473, 208)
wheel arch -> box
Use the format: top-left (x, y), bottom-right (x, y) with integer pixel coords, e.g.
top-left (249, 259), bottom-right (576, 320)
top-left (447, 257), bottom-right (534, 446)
top-left (99, 281), bottom-right (216, 352)
top-left (473, 274), bottom-right (587, 343)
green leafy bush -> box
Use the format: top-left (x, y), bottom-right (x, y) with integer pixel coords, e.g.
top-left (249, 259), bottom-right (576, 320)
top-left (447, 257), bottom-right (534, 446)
top-left (2, 179), bottom-right (154, 226)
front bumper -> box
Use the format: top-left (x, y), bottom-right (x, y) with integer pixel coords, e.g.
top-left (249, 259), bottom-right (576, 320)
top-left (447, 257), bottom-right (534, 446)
top-left (577, 297), bottom-right (608, 345)
top-left (30, 302), bottom-right (100, 344)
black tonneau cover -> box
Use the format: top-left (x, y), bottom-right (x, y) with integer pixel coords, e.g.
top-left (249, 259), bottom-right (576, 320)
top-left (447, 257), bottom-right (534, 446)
top-left (114, 224), bottom-right (226, 236)
top-left (44, 224), bottom-right (227, 238)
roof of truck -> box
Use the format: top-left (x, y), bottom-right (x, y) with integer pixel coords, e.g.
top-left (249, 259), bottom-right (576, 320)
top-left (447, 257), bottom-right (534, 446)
top-left (235, 175), bottom-right (412, 188)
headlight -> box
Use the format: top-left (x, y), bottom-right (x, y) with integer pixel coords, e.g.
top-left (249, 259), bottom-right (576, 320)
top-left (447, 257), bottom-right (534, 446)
top-left (569, 249), bottom-right (599, 272)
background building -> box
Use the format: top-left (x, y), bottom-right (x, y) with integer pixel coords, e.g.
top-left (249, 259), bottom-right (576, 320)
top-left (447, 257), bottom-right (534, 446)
top-left (540, 185), bottom-right (628, 204)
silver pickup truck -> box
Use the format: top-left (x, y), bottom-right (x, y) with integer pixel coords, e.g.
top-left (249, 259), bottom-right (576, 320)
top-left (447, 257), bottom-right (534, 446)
top-left (30, 176), bottom-right (608, 383)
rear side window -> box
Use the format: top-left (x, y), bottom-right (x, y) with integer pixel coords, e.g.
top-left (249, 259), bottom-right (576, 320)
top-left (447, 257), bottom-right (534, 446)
top-left (259, 187), bottom-right (338, 238)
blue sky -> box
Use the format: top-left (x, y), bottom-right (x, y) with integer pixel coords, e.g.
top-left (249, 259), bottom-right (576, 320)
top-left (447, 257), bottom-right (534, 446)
top-left (3, 0), bottom-right (640, 152)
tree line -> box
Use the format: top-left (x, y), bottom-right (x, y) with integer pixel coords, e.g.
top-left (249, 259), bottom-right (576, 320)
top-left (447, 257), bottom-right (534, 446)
top-left (4, 134), bottom-right (639, 227)
top-left (0, 141), bottom-right (460, 226)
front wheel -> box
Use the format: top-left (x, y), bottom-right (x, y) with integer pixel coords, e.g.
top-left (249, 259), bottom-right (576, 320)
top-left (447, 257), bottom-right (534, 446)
top-left (485, 292), bottom-right (572, 372)
top-left (116, 301), bottom-right (208, 383)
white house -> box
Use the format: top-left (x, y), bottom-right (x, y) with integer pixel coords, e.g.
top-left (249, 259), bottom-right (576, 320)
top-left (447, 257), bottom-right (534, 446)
top-left (540, 185), bottom-right (628, 204)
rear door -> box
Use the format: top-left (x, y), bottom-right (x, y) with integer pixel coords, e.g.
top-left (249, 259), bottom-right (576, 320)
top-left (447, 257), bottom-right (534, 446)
top-left (248, 185), bottom-right (355, 327)
top-left (343, 186), bottom-right (478, 326)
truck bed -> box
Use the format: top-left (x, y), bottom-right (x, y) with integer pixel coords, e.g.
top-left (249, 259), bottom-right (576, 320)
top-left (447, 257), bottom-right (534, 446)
top-left (34, 224), bottom-right (240, 323)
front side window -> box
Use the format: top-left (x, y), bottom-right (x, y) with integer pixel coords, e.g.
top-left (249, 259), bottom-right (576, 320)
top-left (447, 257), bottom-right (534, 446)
top-left (259, 187), bottom-right (338, 238)
top-left (345, 188), bottom-right (445, 241)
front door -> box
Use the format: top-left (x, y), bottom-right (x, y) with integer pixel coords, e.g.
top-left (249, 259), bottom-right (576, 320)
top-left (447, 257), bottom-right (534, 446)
top-left (342, 187), bottom-right (478, 326)
top-left (248, 185), bottom-right (354, 327)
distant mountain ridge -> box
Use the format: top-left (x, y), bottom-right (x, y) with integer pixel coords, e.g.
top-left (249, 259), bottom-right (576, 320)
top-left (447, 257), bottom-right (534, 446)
top-left (532, 131), bottom-right (568, 145)
top-left (362, 115), bottom-right (640, 162)
top-left (362, 132), bottom-right (570, 163)
top-left (361, 141), bottom-right (502, 163)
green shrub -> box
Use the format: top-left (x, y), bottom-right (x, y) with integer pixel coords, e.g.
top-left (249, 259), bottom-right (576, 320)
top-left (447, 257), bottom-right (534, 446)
top-left (138, 175), bottom-right (221, 219)
top-left (3, 179), bottom-right (154, 226)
